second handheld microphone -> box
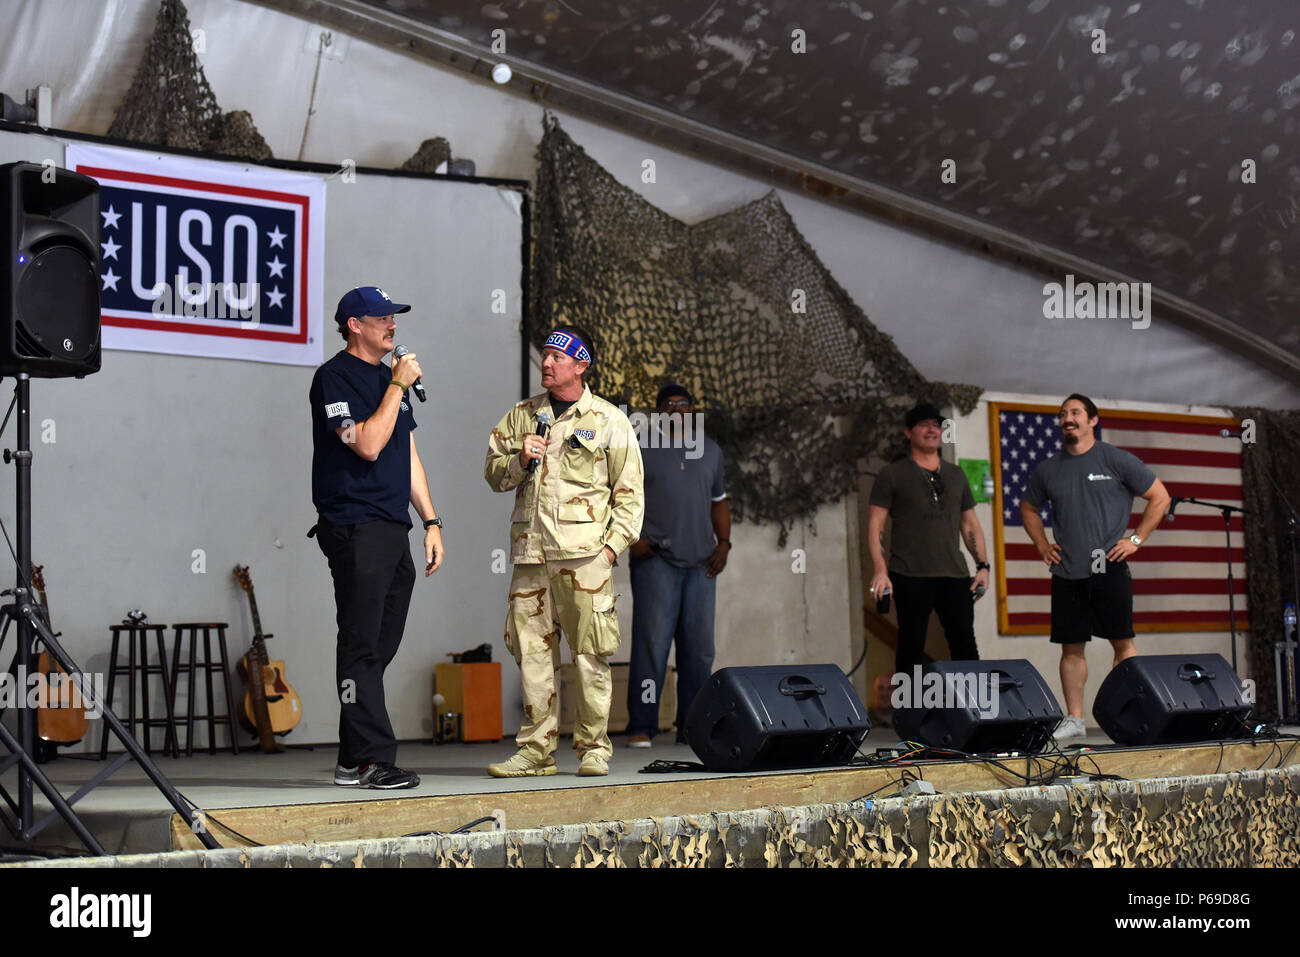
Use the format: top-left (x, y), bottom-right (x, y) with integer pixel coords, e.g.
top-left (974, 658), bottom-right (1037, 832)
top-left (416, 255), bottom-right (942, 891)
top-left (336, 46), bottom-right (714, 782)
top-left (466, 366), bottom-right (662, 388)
top-left (392, 345), bottom-right (427, 402)
top-left (527, 411), bottom-right (552, 473)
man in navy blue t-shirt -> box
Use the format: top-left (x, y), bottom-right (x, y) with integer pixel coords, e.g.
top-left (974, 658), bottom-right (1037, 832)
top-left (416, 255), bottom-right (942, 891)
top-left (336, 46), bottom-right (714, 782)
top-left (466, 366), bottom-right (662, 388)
top-left (1021, 393), bottom-right (1169, 742)
top-left (310, 286), bottom-right (445, 789)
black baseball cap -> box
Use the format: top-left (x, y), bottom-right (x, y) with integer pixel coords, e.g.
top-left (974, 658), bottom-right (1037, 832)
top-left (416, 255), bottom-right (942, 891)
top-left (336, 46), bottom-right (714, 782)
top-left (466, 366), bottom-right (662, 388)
top-left (905, 402), bottom-right (945, 428)
top-left (656, 382), bottom-right (693, 406)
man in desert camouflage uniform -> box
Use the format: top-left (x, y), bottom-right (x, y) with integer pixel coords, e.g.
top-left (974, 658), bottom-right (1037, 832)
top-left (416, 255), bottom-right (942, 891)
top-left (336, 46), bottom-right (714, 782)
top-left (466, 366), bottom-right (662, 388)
top-left (484, 327), bottom-right (644, 777)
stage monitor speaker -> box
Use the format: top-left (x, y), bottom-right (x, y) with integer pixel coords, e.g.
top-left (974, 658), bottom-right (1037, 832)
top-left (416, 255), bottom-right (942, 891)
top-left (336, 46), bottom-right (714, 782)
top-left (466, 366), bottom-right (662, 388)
top-left (685, 664), bottom-right (870, 772)
top-left (891, 659), bottom-right (1063, 754)
top-left (1, 162), bottom-right (101, 378)
top-left (1093, 654), bottom-right (1251, 746)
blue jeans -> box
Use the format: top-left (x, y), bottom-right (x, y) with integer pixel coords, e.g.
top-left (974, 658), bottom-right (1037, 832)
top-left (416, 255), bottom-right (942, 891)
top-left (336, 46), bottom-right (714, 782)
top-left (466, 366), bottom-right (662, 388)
top-left (626, 553), bottom-right (716, 739)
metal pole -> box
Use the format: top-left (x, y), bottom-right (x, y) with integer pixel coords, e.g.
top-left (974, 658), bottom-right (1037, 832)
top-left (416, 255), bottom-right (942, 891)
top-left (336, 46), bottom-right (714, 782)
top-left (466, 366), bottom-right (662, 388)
top-left (1224, 510), bottom-right (1238, 673)
top-left (14, 374), bottom-right (32, 830)
top-left (520, 187), bottom-right (532, 401)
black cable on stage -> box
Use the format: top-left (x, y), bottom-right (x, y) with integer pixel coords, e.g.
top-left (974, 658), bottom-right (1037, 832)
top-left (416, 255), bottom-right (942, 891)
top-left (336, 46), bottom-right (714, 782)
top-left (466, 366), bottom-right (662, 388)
top-left (404, 815), bottom-right (502, 838)
top-left (451, 816), bottom-right (498, 834)
top-left (174, 792), bottom-right (264, 848)
top-left (639, 758), bottom-right (708, 773)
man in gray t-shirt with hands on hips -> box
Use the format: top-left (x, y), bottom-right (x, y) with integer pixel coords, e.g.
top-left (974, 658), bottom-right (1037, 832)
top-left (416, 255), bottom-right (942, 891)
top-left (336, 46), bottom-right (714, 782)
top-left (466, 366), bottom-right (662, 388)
top-left (1020, 393), bottom-right (1170, 741)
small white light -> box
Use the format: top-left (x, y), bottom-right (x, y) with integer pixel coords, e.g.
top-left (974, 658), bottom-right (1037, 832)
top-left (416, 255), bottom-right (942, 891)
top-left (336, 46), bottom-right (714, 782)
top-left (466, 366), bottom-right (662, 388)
top-left (491, 63), bottom-right (512, 84)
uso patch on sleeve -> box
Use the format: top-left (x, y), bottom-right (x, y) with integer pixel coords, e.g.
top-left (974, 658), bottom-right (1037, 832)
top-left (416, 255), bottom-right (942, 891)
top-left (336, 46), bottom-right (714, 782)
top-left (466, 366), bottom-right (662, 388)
top-left (325, 401), bottom-right (351, 418)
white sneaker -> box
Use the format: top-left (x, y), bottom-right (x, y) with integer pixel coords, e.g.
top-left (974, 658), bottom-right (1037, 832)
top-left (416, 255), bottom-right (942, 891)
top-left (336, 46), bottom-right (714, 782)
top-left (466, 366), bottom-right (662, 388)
top-left (626, 734), bottom-right (652, 749)
top-left (1053, 716), bottom-right (1087, 741)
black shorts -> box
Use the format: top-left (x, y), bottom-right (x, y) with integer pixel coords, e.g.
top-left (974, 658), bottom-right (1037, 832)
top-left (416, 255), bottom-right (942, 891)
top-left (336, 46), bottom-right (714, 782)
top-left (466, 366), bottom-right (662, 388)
top-left (1050, 562), bottom-right (1135, 643)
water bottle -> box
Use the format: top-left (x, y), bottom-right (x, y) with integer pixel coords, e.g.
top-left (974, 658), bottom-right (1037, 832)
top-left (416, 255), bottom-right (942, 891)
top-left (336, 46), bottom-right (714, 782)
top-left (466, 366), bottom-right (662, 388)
top-left (1285, 603), bottom-right (1297, 642)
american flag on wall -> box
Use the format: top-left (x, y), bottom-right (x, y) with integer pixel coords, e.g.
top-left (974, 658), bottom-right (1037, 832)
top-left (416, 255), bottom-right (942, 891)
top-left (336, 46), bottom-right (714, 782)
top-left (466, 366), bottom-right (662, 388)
top-left (989, 402), bottom-right (1249, 635)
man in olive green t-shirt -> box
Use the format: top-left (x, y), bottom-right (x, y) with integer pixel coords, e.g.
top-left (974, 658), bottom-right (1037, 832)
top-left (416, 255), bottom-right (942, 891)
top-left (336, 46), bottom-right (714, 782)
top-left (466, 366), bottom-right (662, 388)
top-left (867, 403), bottom-right (990, 674)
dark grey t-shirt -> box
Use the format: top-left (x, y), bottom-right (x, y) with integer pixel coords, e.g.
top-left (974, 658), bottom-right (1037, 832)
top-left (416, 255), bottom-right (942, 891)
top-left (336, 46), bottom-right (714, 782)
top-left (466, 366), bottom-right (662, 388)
top-left (869, 457), bottom-right (975, 578)
top-left (1022, 440), bottom-right (1156, 580)
top-left (640, 431), bottom-right (726, 568)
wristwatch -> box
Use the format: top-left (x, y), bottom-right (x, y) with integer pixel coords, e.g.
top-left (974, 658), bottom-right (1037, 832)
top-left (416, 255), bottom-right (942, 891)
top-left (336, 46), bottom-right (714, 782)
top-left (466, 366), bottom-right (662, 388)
top-left (424, 517), bottom-right (443, 530)
top-left (975, 561), bottom-right (990, 572)
top-left (1129, 534), bottom-right (1142, 546)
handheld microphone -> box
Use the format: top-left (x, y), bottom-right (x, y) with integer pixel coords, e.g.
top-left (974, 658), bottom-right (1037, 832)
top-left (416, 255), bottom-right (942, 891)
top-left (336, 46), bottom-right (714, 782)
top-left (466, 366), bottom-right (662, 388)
top-left (1166, 495), bottom-right (1183, 522)
top-left (527, 411), bottom-right (551, 474)
top-left (392, 345), bottom-right (426, 402)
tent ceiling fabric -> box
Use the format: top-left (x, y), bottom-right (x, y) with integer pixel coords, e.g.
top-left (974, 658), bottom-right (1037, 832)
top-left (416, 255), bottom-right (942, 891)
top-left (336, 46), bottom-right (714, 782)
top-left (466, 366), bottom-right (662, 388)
top-left (342, 0), bottom-right (1298, 379)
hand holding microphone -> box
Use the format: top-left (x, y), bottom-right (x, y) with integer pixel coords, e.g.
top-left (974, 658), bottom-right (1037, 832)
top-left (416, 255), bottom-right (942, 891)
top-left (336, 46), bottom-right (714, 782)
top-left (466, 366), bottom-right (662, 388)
top-left (392, 345), bottom-right (427, 402)
top-left (523, 411), bottom-right (551, 473)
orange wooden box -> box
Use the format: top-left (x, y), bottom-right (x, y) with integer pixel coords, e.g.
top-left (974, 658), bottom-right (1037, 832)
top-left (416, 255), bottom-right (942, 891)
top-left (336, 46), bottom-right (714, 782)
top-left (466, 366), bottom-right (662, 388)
top-left (433, 662), bottom-right (503, 742)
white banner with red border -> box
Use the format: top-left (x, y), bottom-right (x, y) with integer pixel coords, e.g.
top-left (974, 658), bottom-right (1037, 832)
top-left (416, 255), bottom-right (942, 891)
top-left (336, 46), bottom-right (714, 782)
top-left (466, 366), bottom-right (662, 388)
top-left (67, 143), bottom-right (325, 366)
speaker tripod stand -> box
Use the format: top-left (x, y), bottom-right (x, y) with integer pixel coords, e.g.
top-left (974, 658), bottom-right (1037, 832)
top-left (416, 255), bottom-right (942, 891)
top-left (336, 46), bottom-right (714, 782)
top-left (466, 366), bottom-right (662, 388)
top-left (0, 373), bottom-right (219, 855)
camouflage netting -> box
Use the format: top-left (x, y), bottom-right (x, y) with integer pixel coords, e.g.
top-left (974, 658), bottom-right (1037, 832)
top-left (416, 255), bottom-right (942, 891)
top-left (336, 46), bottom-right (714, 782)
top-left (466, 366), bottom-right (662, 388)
top-left (532, 115), bottom-right (981, 542)
top-left (400, 137), bottom-right (453, 174)
top-left (1230, 406), bottom-right (1300, 722)
top-left (108, 0), bottom-right (272, 160)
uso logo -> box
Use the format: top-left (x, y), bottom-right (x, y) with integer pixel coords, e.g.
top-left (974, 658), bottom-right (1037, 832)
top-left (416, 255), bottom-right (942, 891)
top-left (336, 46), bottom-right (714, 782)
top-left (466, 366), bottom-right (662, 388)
top-left (72, 149), bottom-right (317, 345)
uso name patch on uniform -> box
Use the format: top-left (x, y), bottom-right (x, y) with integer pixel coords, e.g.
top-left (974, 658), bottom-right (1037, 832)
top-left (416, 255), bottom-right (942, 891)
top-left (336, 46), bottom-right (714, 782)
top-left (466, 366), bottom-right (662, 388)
top-left (574, 429), bottom-right (596, 441)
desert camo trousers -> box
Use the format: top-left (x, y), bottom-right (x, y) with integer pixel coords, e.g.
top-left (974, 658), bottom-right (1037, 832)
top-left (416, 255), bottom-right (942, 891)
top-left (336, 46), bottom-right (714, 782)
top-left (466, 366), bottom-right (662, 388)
top-left (504, 552), bottom-right (622, 762)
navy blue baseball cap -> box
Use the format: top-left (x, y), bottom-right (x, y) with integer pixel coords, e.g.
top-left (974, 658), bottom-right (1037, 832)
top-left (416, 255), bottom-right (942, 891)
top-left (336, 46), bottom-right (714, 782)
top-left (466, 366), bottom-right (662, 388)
top-left (334, 286), bottom-right (411, 327)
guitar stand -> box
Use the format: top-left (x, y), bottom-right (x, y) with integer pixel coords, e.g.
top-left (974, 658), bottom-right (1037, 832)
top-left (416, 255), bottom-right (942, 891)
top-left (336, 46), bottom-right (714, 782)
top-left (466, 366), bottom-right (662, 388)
top-left (0, 373), bottom-right (219, 856)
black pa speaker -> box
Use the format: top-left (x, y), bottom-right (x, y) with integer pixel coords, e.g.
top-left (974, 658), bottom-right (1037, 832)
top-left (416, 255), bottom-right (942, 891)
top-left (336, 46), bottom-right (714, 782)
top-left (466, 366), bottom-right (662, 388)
top-left (1093, 654), bottom-right (1251, 746)
top-left (0, 162), bottom-right (101, 377)
top-left (685, 664), bottom-right (871, 771)
top-left (891, 659), bottom-right (1063, 754)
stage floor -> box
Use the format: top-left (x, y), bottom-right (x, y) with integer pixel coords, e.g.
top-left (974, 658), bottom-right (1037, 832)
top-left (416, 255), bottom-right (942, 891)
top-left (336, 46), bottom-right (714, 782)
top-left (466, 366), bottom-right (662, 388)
top-left (7, 724), bottom-right (1297, 858)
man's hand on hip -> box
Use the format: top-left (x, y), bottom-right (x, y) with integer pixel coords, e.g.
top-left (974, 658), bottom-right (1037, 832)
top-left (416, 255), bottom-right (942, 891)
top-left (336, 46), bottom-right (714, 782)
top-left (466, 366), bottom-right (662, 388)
top-left (1038, 542), bottom-right (1062, 567)
top-left (602, 545), bottom-right (616, 565)
top-left (424, 526), bottom-right (444, 576)
top-left (1106, 538), bottom-right (1139, 563)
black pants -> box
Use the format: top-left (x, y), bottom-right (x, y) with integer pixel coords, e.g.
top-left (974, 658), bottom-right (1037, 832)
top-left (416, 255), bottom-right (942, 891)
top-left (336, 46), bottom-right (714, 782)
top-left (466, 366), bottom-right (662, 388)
top-left (315, 518), bottom-right (415, 767)
top-left (891, 573), bottom-right (979, 675)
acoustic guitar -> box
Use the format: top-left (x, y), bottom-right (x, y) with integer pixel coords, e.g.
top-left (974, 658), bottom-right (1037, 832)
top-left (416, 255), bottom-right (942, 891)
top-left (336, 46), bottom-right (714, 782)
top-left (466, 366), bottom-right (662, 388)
top-left (233, 565), bottom-right (302, 752)
top-left (30, 565), bottom-right (91, 748)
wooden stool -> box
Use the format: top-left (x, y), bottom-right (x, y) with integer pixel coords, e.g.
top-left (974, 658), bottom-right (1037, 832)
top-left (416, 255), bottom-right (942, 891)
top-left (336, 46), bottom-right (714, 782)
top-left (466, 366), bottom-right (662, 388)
top-left (99, 623), bottom-right (179, 759)
top-left (169, 623), bottom-right (241, 756)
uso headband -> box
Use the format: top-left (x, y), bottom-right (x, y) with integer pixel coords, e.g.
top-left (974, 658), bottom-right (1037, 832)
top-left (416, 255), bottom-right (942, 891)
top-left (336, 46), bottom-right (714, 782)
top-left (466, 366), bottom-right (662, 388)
top-left (544, 330), bottom-right (591, 363)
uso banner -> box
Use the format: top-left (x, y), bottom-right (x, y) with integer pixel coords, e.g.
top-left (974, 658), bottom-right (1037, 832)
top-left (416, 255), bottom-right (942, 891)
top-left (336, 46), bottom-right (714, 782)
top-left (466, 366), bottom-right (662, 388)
top-left (66, 143), bottom-right (325, 366)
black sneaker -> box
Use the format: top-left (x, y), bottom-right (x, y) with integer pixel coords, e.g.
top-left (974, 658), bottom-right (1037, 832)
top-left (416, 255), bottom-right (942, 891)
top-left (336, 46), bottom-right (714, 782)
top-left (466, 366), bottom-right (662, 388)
top-left (358, 762), bottom-right (420, 789)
